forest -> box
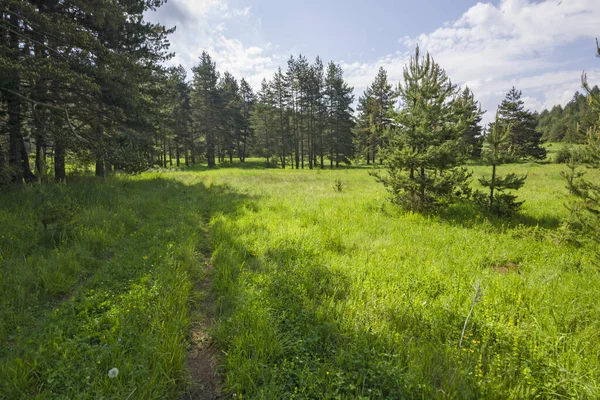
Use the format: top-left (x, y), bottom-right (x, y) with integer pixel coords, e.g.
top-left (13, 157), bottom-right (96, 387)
top-left (1, 1), bottom-right (600, 399)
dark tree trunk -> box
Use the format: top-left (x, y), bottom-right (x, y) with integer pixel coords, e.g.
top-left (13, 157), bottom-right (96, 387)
top-left (490, 163), bottom-right (497, 209)
top-left (206, 134), bottom-right (215, 167)
top-left (191, 132), bottom-right (197, 164)
top-left (162, 139), bottom-right (167, 168)
top-left (20, 134), bottom-right (35, 183)
top-left (95, 110), bottom-right (105, 177)
top-left (241, 135), bottom-right (247, 162)
top-left (8, 89), bottom-right (23, 183)
top-left (35, 139), bottom-right (44, 177)
top-left (54, 140), bottom-right (66, 182)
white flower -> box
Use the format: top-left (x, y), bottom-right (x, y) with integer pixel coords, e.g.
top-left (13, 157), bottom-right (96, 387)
top-left (108, 368), bottom-right (119, 378)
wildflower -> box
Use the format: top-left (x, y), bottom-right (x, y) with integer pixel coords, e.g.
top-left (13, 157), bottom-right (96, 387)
top-left (143, 256), bottom-right (148, 260)
top-left (108, 368), bottom-right (119, 378)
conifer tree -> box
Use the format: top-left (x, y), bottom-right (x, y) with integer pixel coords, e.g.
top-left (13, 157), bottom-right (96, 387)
top-left (272, 68), bottom-right (290, 168)
top-left (324, 62), bottom-right (355, 167)
top-left (250, 79), bottom-right (277, 167)
top-left (191, 52), bottom-right (221, 167)
top-left (238, 79), bottom-right (255, 162)
top-left (563, 40), bottom-right (600, 264)
top-left (474, 112), bottom-right (527, 215)
top-left (375, 46), bottom-right (472, 212)
top-left (219, 72), bottom-right (243, 163)
top-left (356, 67), bottom-right (398, 164)
top-left (455, 87), bottom-right (485, 158)
top-left (497, 87), bottom-right (546, 160)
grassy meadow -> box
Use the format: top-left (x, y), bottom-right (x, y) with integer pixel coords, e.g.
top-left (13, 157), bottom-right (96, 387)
top-left (1, 159), bottom-right (599, 399)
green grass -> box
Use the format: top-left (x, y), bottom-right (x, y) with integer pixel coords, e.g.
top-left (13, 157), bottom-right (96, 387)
top-left (1, 160), bottom-right (599, 399)
top-left (0, 173), bottom-right (249, 399)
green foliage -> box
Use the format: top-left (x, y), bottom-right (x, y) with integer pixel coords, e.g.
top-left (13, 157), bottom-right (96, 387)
top-left (34, 183), bottom-right (77, 233)
top-left (455, 87), bottom-right (485, 158)
top-left (324, 62), bottom-right (356, 167)
top-left (495, 87), bottom-right (547, 160)
top-left (0, 173), bottom-right (248, 398)
top-left (333, 179), bottom-right (344, 192)
top-left (376, 46), bottom-right (474, 212)
top-left (0, 0), bottom-right (175, 182)
top-left (563, 68), bottom-right (600, 264)
top-left (203, 162), bottom-right (599, 399)
top-left (474, 112), bottom-right (527, 215)
top-left (355, 67), bottom-right (398, 164)
top-left (537, 88), bottom-right (599, 143)
top-left (2, 162), bottom-right (600, 398)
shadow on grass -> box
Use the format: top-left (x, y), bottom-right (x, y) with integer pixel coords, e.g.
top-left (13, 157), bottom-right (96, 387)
top-left (0, 174), bottom-right (254, 398)
top-left (212, 224), bottom-right (483, 399)
top-left (435, 200), bottom-right (562, 231)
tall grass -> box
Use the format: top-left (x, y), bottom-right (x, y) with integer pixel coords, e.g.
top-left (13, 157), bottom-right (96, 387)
top-left (0, 173), bottom-right (248, 399)
top-left (1, 161), bottom-right (599, 399)
top-left (206, 162), bottom-right (600, 399)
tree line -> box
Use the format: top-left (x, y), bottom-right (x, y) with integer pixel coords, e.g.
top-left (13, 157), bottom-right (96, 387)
top-left (537, 86), bottom-right (600, 143)
top-left (0, 0), bottom-right (174, 184)
top-left (186, 52), bottom-right (356, 169)
top-left (0, 0), bottom-right (571, 189)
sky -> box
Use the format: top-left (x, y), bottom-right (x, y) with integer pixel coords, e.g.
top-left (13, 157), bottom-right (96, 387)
top-left (145, 0), bottom-right (600, 123)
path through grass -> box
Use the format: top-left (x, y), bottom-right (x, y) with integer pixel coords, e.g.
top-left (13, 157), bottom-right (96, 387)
top-left (0, 173), bottom-right (248, 399)
top-left (1, 161), bottom-right (599, 399)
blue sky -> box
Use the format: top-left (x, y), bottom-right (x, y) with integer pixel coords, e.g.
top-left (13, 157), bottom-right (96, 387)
top-left (146, 0), bottom-right (600, 123)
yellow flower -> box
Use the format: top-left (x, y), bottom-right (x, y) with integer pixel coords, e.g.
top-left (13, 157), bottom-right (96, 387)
top-left (143, 256), bottom-right (148, 260)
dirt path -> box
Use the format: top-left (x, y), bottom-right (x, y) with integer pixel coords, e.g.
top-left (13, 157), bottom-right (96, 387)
top-left (183, 244), bottom-right (223, 400)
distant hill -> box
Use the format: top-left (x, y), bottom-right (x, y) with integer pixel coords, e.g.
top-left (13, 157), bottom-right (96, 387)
top-left (537, 86), bottom-right (600, 143)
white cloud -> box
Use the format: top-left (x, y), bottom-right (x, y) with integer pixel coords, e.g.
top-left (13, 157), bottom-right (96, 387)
top-left (147, 0), bottom-right (600, 125)
top-left (144, 0), bottom-right (281, 87)
top-left (346, 0), bottom-right (600, 123)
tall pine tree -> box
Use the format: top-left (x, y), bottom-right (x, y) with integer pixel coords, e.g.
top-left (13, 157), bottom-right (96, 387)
top-left (497, 87), bottom-right (546, 160)
top-left (191, 52), bottom-right (221, 167)
top-left (375, 46), bottom-right (472, 211)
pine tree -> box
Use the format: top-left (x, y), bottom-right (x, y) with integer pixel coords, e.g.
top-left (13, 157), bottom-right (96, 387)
top-left (455, 87), bottom-right (485, 158)
top-left (0, 0), bottom-right (173, 183)
top-left (170, 66), bottom-right (192, 167)
top-left (271, 68), bottom-right (290, 168)
top-left (474, 112), bottom-right (527, 215)
top-left (219, 72), bottom-right (243, 163)
top-left (563, 40), bottom-right (600, 264)
top-left (497, 87), bottom-right (546, 160)
top-left (375, 46), bottom-right (472, 212)
top-left (250, 79), bottom-right (277, 167)
top-left (356, 67), bottom-right (398, 164)
top-left (238, 79), bottom-right (255, 162)
top-left (324, 62), bottom-right (355, 167)
top-left (191, 52), bottom-right (221, 167)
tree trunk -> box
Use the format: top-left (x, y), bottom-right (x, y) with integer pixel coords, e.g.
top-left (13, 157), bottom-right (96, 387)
top-left (54, 140), bottom-right (66, 183)
top-left (162, 139), bottom-right (167, 168)
top-left (490, 163), bottom-right (497, 209)
top-left (241, 133), bottom-right (247, 162)
top-left (420, 166), bottom-right (426, 204)
top-left (20, 134), bottom-right (35, 183)
top-left (206, 133), bottom-right (215, 167)
top-left (176, 144), bottom-right (180, 167)
top-left (95, 110), bottom-right (105, 177)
